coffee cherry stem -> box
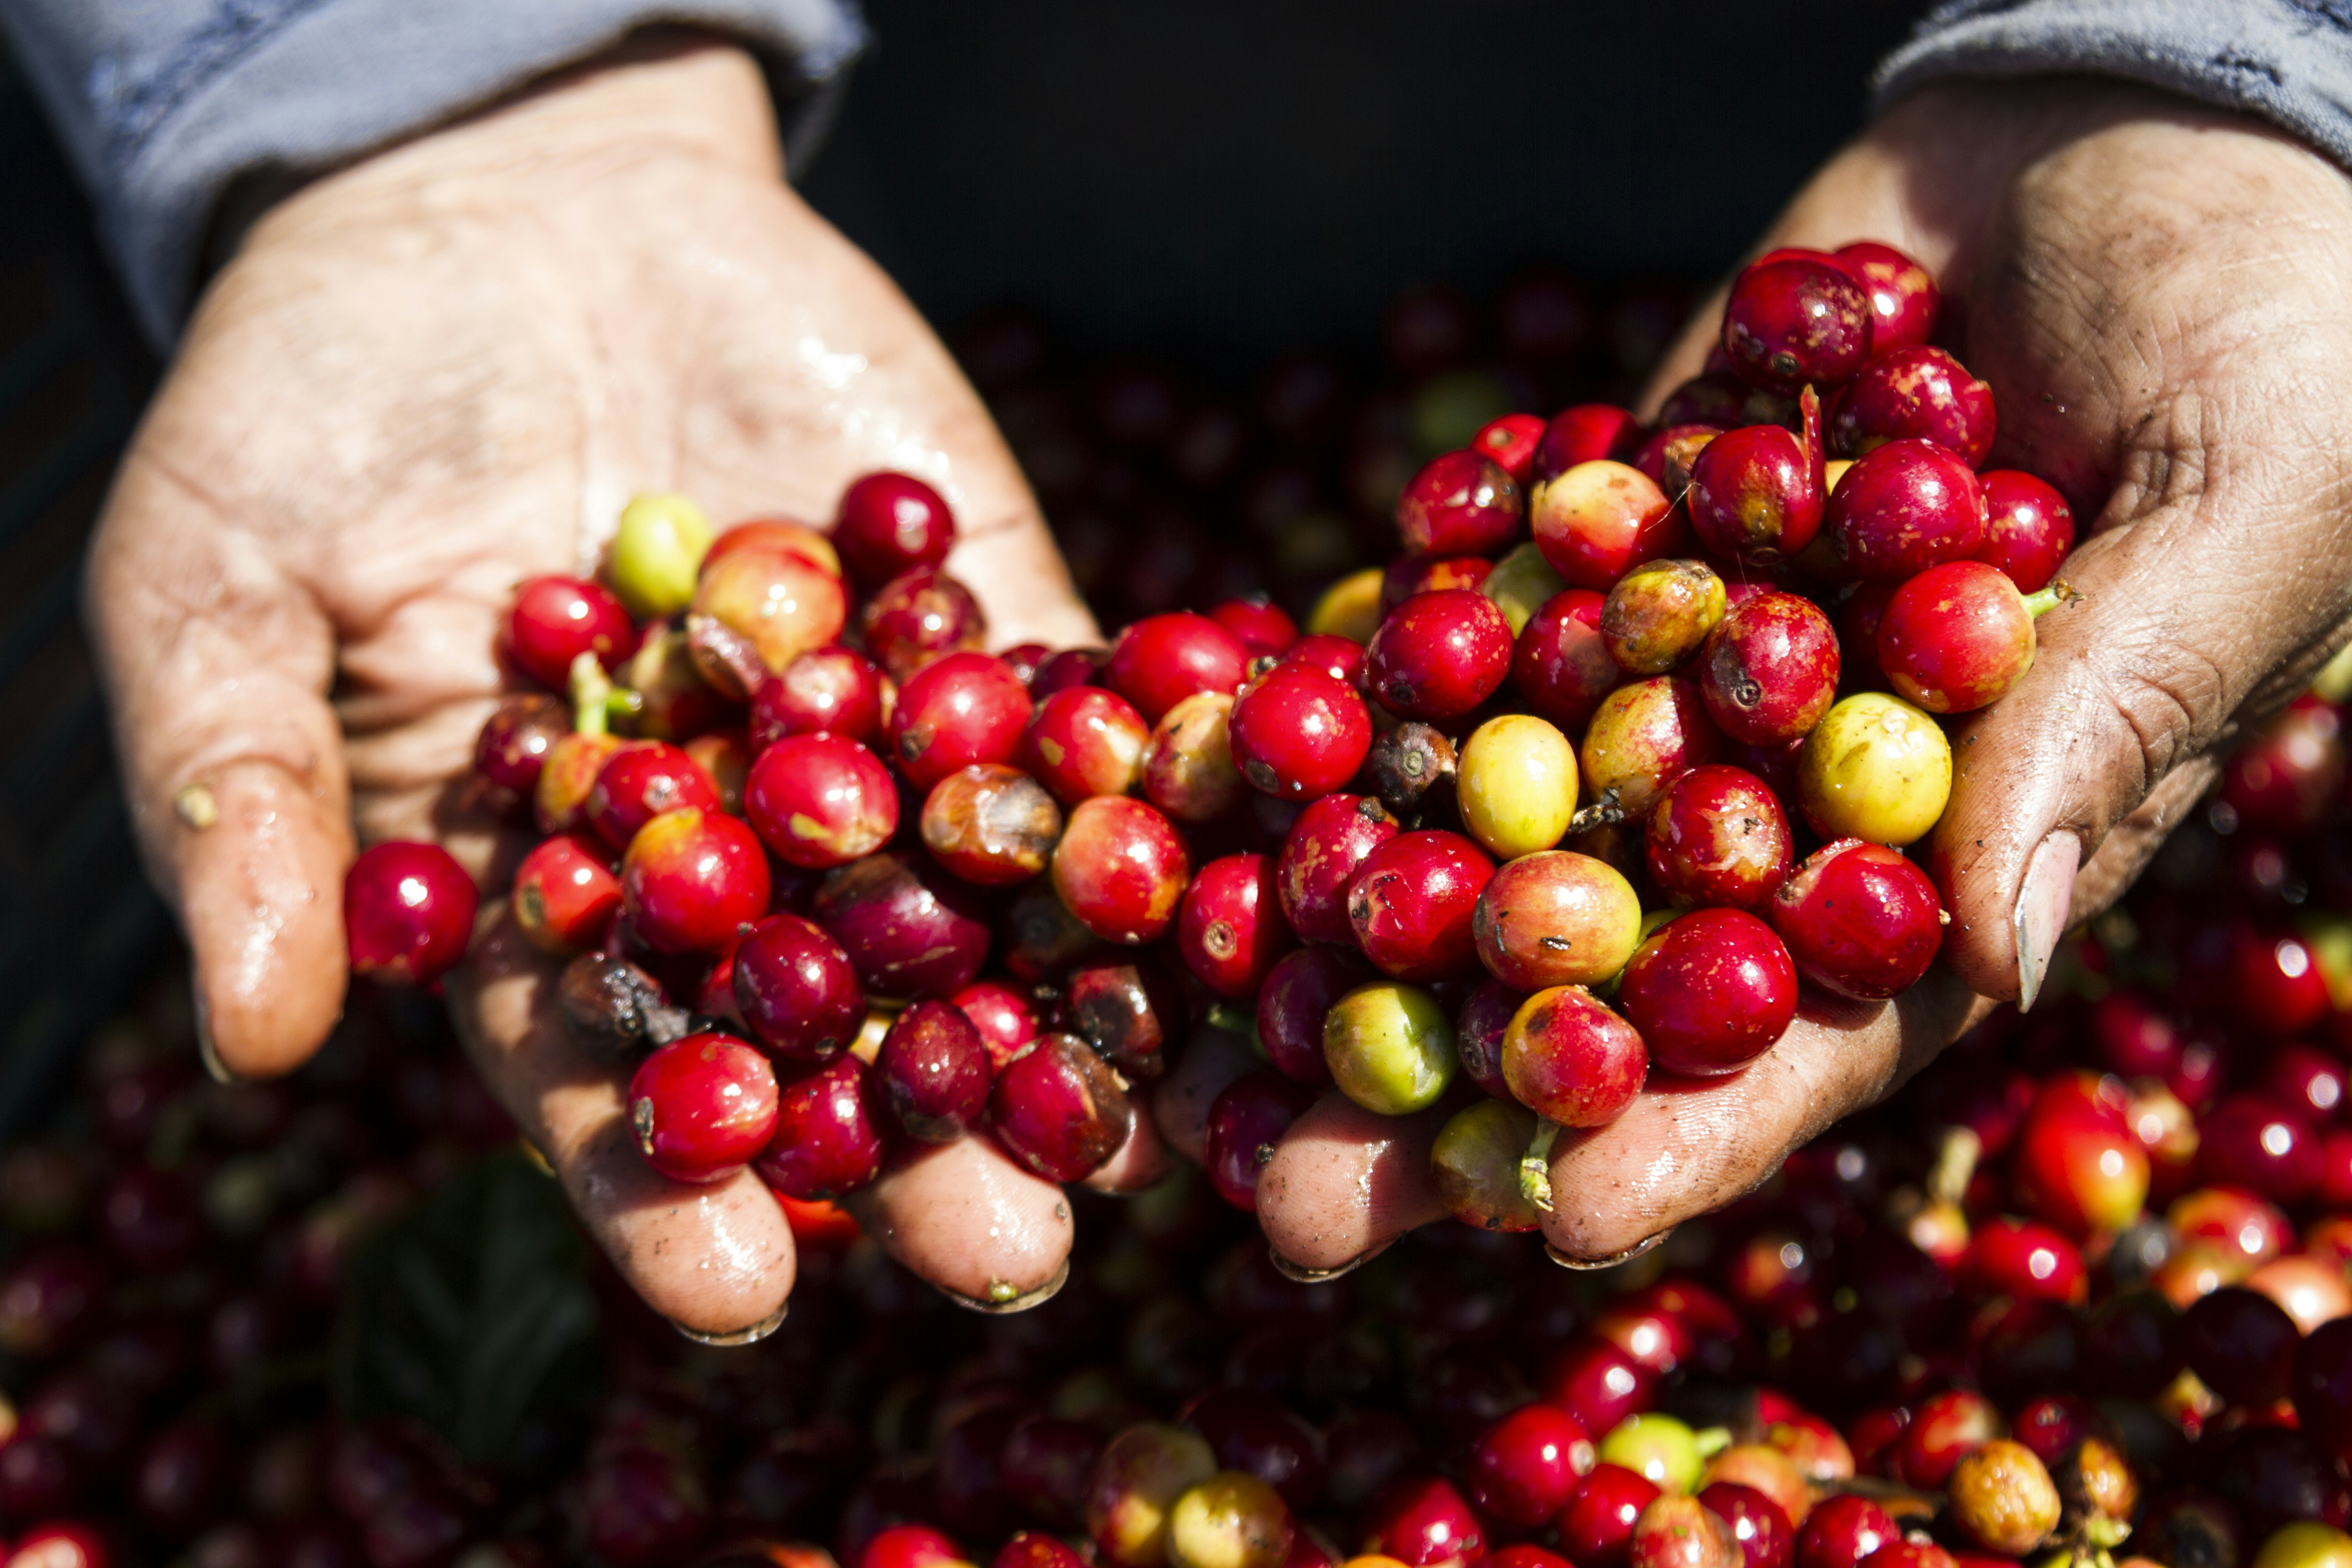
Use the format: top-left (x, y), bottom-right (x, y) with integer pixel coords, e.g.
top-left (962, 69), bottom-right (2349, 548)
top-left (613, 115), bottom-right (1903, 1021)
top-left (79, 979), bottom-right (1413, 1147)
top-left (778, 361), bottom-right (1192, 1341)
top-left (1206, 1000), bottom-right (1256, 1038)
top-left (2021, 580), bottom-right (2083, 620)
top-left (1519, 1117), bottom-right (1563, 1212)
top-left (569, 651), bottom-right (619, 738)
top-left (1567, 788), bottom-right (1627, 836)
top-left (1927, 1123), bottom-right (1981, 1206)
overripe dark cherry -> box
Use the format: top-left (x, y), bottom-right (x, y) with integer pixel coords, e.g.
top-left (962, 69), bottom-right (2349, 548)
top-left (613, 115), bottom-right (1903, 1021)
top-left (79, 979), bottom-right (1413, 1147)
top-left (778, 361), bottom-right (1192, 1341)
top-left (2198, 1093), bottom-right (2324, 1200)
top-left (1686, 420), bottom-right (1823, 566)
top-left (1531, 461), bottom-right (1686, 592)
top-left (1454, 979), bottom-right (1524, 1098)
top-left (751, 645), bottom-right (890, 749)
top-left (1877, 560), bottom-right (2061, 714)
top-left (2203, 1426), bottom-right (2352, 1539)
top-left (732, 913), bottom-right (863, 1063)
top-left (1700, 1483), bottom-right (1791, 1568)
top-left (1618, 909), bottom-right (1797, 1076)
top-left (1021, 685), bottom-right (1151, 805)
top-left (511, 833), bottom-right (622, 956)
top-left (875, 1000), bottom-right (994, 1142)
top-left (744, 733), bottom-right (897, 871)
top-left (345, 842), bottom-right (479, 985)
top-left (889, 651), bottom-right (1034, 791)
top-left (1053, 796), bottom-right (1191, 946)
top-left (1398, 450), bottom-right (1523, 556)
top-left (587, 741), bottom-right (721, 852)
top-left (507, 575), bottom-right (635, 690)
top-left (1229, 662), bottom-right (1374, 799)
top-left (1348, 830), bottom-right (1494, 982)
top-left (1531, 404), bottom-right (1643, 484)
top-left (835, 472), bottom-right (957, 588)
top-left (1974, 470), bottom-right (2075, 593)
top-left (756, 1055), bottom-right (884, 1199)
top-left (1102, 612), bottom-right (1250, 723)
top-left (812, 852), bottom-right (991, 1000)
top-left (1824, 439), bottom-right (1984, 579)
top-left (1183, 1387), bottom-right (1327, 1513)
top-left (1721, 256), bottom-right (1874, 393)
top-left (474, 691), bottom-right (569, 795)
top-left (1769, 839), bottom-right (1941, 999)
top-left (2177, 1284), bottom-right (2302, 1410)
top-left (1698, 592), bottom-right (1839, 746)
top-left (1031, 647), bottom-right (1103, 697)
top-left (1362, 590), bottom-right (1514, 723)
top-left (1513, 588), bottom-right (1622, 732)
top-left (1558, 1464), bottom-right (1662, 1568)
top-left (1202, 1072), bottom-right (1317, 1210)
top-left (1581, 676), bottom-right (1725, 819)
top-left (1360, 1475), bottom-right (1485, 1568)
top-left (1178, 853), bottom-right (1297, 1000)
top-left (1646, 764), bottom-right (1793, 910)
top-left (1502, 985), bottom-right (1647, 1127)
top-left (628, 1033), bottom-right (780, 1183)
top-left (1254, 947), bottom-right (1366, 1086)
top-left (1472, 850), bottom-right (1642, 991)
top-left (922, 764), bottom-right (1062, 886)
top-left (1056, 955), bottom-right (1186, 1080)
top-left (2293, 1318), bottom-right (2352, 1460)
top-left (1830, 347), bottom-right (1995, 467)
top-left (1474, 411), bottom-right (1547, 483)
top-left (1002, 1415), bottom-right (1106, 1529)
top-left (1467, 1404), bottom-right (1594, 1527)
top-left (990, 1033), bottom-right (1133, 1181)
top-left (1366, 722), bottom-right (1460, 819)
top-left (861, 567), bottom-right (987, 681)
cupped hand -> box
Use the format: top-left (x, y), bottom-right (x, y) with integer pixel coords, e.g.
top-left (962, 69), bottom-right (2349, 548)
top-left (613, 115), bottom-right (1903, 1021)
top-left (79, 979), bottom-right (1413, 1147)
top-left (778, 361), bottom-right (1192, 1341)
top-left (86, 36), bottom-right (1103, 1338)
top-left (1252, 76), bottom-right (2352, 1272)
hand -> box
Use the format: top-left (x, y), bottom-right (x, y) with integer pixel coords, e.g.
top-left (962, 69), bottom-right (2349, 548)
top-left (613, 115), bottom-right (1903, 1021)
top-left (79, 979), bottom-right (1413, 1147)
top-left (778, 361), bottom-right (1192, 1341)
top-left (87, 36), bottom-right (1111, 1338)
top-left (1249, 77), bottom-right (2352, 1271)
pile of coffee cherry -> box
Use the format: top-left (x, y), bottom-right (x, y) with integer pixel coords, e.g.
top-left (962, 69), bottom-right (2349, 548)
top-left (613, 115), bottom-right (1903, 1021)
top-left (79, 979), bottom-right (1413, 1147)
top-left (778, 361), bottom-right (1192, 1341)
top-left (341, 240), bottom-right (2077, 1232)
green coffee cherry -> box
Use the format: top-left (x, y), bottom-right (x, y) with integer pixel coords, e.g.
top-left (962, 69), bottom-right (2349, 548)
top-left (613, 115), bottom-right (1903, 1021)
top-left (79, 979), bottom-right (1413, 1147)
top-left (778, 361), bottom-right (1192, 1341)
top-left (609, 492), bottom-right (715, 619)
top-left (1323, 981), bottom-right (1455, 1115)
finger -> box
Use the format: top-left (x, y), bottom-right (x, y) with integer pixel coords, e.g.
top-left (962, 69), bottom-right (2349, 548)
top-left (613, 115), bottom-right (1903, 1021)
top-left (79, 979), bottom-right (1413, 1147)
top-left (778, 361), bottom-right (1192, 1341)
top-left (1254, 1091), bottom-right (1451, 1275)
top-left (86, 454), bottom-right (354, 1079)
top-left (1543, 975), bottom-right (1984, 1262)
top-left (846, 1133), bottom-right (1076, 1311)
top-left (1153, 1023), bottom-right (1260, 1166)
top-left (1086, 1087), bottom-right (1176, 1194)
top-left (448, 906), bottom-right (797, 1337)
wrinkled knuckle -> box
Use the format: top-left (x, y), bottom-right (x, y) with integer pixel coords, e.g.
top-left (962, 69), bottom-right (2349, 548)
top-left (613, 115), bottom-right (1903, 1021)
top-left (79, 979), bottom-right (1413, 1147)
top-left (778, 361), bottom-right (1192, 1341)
top-left (2085, 638), bottom-right (2230, 795)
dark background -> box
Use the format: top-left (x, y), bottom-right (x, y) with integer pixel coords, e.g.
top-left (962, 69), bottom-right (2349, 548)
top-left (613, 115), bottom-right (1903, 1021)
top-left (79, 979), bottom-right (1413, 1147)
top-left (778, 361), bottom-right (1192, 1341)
top-left (804, 0), bottom-right (1935, 361)
top-left (0, 0), bottom-right (1935, 1128)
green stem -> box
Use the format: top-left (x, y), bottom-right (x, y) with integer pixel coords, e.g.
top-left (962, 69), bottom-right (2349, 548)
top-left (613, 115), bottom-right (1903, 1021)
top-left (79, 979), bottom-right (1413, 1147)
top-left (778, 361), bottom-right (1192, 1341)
top-left (569, 652), bottom-right (612, 737)
top-left (1519, 1119), bottom-right (1563, 1214)
top-left (2022, 580), bottom-right (2082, 620)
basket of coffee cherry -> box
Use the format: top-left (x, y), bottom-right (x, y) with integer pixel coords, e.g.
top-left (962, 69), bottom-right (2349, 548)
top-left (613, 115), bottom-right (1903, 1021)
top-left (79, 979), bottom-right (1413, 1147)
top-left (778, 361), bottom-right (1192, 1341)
top-left (344, 240), bottom-right (2081, 1240)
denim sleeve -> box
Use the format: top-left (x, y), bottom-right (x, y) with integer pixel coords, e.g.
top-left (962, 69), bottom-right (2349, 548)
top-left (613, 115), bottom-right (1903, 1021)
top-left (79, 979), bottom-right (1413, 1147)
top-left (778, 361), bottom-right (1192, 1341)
top-left (1877, 1), bottom-right (2352, 167)
top-left (0, 0), bottom-right (868, 346)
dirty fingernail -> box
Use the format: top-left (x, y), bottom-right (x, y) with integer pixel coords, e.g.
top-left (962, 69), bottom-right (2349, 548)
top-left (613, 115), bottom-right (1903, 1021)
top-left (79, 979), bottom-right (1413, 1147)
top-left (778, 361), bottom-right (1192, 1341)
top-left (1268, 1240), bottom-right (1391, 1284)
top-left (2014, 831), bottom-right (2078, 1013)
top-left (671, 1304), bottom-right (788, 1346)
top-left (937, 1259), bottom-right (1071, 1315)
top-left (1545, 1229), bottom-right (1671, 1272)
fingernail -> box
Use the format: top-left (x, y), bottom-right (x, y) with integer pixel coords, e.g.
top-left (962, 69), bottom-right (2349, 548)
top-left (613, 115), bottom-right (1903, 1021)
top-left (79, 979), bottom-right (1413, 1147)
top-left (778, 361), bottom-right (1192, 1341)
top-left (1545, 1229), bottom-right (1672, 1272)
top-left (938, 1259), bottom-right (1070, 1315)
top-left (192, 993), bottom-right (241, 1087)
top-left (2014, 832), bottom-right (2079, 1014)
top-left (1268, 1240), bottom-right (1391, 1284)
top-left (671, 1303), bottom-right (787, 1346)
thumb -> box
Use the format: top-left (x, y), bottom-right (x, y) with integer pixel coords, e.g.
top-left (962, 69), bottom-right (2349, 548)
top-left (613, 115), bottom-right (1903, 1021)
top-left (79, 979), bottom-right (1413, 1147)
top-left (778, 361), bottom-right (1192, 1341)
top-left (1929, 402), bottom-right (2352, 1008)
top-left (86, 450), bottom-right (354, 1078)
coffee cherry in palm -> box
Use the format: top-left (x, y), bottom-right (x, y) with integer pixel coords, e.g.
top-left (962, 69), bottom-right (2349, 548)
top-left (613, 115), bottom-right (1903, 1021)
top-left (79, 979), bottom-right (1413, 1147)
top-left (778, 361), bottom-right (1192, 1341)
top-left (345, 842), bottom-right (478, 985)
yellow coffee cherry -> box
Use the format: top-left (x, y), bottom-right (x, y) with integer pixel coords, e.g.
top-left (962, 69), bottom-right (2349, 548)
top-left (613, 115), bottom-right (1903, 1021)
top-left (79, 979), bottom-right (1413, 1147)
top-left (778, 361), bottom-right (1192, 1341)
top-left (1459, 715), bottom-right (1579, 860)
top-left (609, 492), bottom-right (715, 619)
top-left (1323, 982), bottom-right (1455, 1115)
top-left (1166, 1472), bottom-right (1295, 1568)
top-left (1796, 691), bottom-right (1951, 846)
top-left (1306, 568), bottom-right (1385, 642)
top-left (1482, 542), bottom-right (1568, 636)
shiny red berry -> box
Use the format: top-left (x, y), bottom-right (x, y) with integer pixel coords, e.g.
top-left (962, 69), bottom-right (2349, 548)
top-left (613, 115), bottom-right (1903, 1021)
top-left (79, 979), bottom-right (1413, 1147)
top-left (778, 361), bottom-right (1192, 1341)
top-left (1697, 592), bottom-right (1839, 747)
top-left (1834, 242), bottom-right (1937, 353)
top-left (629, 1033), bottom-right (780, 1183)
top-left (1559, 1464), bottom-right (1661, 1568)
top-left (1203, 1072), bottom-right (1317, 1210)
top-left (1348, 830), bottom-right (1494, 983)
top-left (1277, 793), bottom-right (1400, 945)
top-left (1769, 839), bottom-right (1941, 1000)
top-left (474, 692), bottom-right (569, 795)
top-left (745, 733), bottom-right (899, 870)
top-left (620, 808), bottom-right (770, 954)
top-left (1646, 764), bottom-right (1793, 911)
top-left (1618, 909), bottom-right (1796, 1076)
top-left (1824, 439), bottom-right (1984, 580)
top-left (889, 651), bottom-right (1033, 792)
top-left (732, 913), bottom-right (863, 1062)
top-left (1229, 663), bottom-right (1374, 799)
top-left (751, 644), bottom-right (890, 749)
top-left (1721, 257), bottom-right (1873, 393)
top-left (756, 1055), bottom-right (885, 1200)
top-left (1052, 796), bottom-right (1191, 946)
top-left (346, 842), bottom-right (478, 985)
top-left (836, 472), bottom-right (957, 588)
top-left (1974, 470), bottom-right (2075, 593)
top-left (1362, 591), bottom-right (1514, 723)
top-left (861, 567), bottom-right (987, 681)
top-left (1397, 450), bottom-right (1523, 557)
top-left (587, 741), bottom-right (721, 853)
top-left (1102, 612), bottom-right (1250, 724)
top-left (1829, 347), bottom-right (1995, 467)
top-left (1254, 947), bottom-right (1366, 1086)
top-left (812, 852), bottom-right (991, 1001)
top-left (990, 1033), bottom-right (1133, 1181)
top-left (1513, 588), bottom-right (1622, 733)
top-left (1467, 1404), bottom-right (1593, 1527)
top-left (508, 575), bottom-right (635, 691)
top-left (875, 1000), bottom-right (994, 1142)
top-left (511, 833), bottom-right (622, 956)
top-left (1178, 853), bottom-right (1297, 1000)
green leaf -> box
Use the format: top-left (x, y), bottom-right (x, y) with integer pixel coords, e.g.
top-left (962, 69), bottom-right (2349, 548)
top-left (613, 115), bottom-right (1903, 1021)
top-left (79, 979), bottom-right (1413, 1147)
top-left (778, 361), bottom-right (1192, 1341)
top-left (332, 1152), bottom-right (599, 1464)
